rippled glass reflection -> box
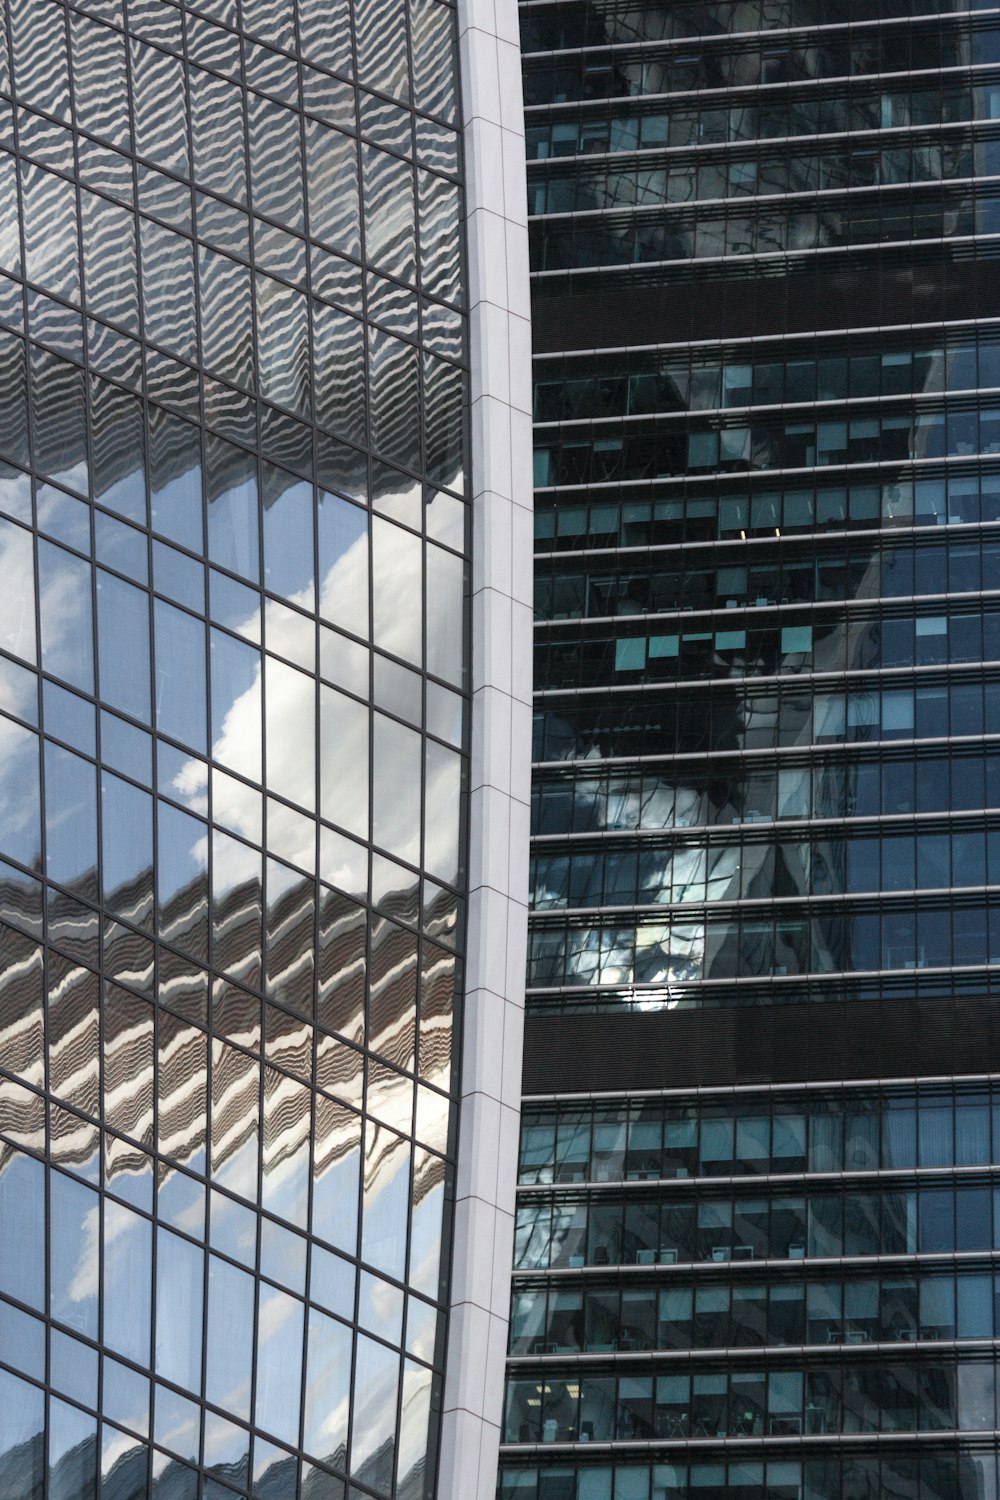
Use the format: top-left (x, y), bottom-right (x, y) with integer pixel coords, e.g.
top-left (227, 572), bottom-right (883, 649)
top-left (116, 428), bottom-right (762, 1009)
top-left (0, 0), bottom-right (471, 1494)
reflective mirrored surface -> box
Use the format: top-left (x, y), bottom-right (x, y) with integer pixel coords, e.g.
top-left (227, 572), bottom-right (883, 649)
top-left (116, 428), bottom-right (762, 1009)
top-left (0, 2), bottom-right (471, 1495)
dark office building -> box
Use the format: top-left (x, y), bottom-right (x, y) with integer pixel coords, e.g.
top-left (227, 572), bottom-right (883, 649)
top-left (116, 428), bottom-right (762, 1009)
top-left (501, 2), bottom-right (1000, 1497)
top-left (0, 2), bottom-right (535, 1499)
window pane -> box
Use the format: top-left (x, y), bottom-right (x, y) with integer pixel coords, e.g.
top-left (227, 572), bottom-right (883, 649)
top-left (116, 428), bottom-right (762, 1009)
top-left (303, 1308), bottom-right (351, 1467)
top-left (0, 1367), bottom-right (43, 1497)
top-left (103, 1200), bottom-right (152, 1366)
top-left (50, 1171), bottom-right (99, 1339)
top-left (97, 572), bottom-right (150, 720)
top-left (255, 1285), bottom-right (304, 1445)
top-left (350, 1334), bottom-right (399, 1491)
top-left (0, 1147), bottom-right (44, 1308)
top-left (154, 1228), bottom-right (204, 1394)
top-left (205, 1255), bottom-right (255, 1422)
top-left (361, 1120), bottom-right (410, 1281)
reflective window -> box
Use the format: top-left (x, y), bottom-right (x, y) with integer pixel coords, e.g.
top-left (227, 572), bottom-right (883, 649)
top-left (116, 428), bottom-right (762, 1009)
top-left (0, 1368), bottom-right (43, 1495)
top-left (0, 4), bottom-right (471, 1497)
top-left (0, 1148), bottom-right (44, 1309)
top-left (255, 1285), bottom-right (304, 1446)
top-left (50, 1172), bottom-right (99, 1340)
top-left (154, 1229), bottom-right (203, 1395)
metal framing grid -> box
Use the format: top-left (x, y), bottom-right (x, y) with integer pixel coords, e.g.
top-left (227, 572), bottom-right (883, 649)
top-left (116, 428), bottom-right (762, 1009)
top-left (0, 0), bottom-right (484, 1497)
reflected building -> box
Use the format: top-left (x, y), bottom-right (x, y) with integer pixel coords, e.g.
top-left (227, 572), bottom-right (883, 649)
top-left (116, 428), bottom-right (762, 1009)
top-left (0, 4), bottom-right (531, 1500)
top-left (502, 0), bottom-right (1000, 1497)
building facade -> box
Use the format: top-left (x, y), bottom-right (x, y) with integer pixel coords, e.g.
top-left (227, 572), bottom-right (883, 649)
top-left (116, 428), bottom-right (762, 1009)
top-left (0, 3), bottom-right (530, 1500)
top-left (501, 1), bottom-right (1000, 1498)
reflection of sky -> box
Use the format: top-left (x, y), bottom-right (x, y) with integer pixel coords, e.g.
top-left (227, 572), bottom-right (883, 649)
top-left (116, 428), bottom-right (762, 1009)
top-left (0, 517), bottom-right (35, 666)
top-left (0, 477), bottom-right (458, 1488)
top-left (155, 1402), bottom-right (199, 1466)
top-left (0, 716), bottom-right (40, 867)
top-left (255, 1284), bottom-right (303, 1445)
top-left (67, 1200), bottom-right (100, 1307)
top-left (158, 520), bottom-right (463, 889)
top-left (362, 1124), bottom-right (410, 1280)
top-left (397, 1363), bottom-right (433, 1489)
top-left (38, 537), bottom-right (92, 690)
top-left (535, 576), bottom-right (890, 986)
top-left (361, 1270), bottom-right (403, 1342)
top-left (0, 477), bottom-right (463, 909)
top-left (100, 1426), bottom-right (142, 1478)
top-left (174, 544), bottom-right (364, 864)
top-left (404, 1296), bottom-right (439, 1366)
top-left (350, 1332), bottom-right (399, 1478)
top-left (304, 1308), bottom-right (351, 1458)
top-left (407, 1157), bottom-right (445, 1299)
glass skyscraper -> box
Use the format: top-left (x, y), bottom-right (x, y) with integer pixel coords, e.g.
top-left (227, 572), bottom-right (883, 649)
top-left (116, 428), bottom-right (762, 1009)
top-left (502, 1), bottom-right (1000, 1498)
top-left (0, 3), bottom-right (532, 1499)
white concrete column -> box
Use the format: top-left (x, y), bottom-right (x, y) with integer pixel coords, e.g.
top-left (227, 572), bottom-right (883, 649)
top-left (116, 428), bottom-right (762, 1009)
top-left (436, 0), bottom-right (533, 1490)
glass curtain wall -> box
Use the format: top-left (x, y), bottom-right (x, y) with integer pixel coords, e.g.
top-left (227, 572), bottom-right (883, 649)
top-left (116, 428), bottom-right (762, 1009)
top-left (0, 3), bottom-right (471, 1500)
top-left (504, 0), bottom-right (1000, 1495)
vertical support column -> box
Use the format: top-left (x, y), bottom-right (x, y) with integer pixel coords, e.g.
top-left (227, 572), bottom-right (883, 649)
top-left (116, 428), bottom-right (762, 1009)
top-left (436, 0), bottom-right (533, 1491)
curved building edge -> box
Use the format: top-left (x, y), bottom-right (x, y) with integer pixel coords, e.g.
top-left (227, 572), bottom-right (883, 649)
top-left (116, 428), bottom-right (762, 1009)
top-left (436, 0), bottom-right (534, 1493)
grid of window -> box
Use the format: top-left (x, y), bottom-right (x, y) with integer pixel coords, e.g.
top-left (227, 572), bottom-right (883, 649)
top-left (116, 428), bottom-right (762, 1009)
top-left (506, 1353), bottom-right (1000, 1443)
top-left (511, 1266), bottom-right (1000, 1355)
top-left (525, 73), bottom-right (1000, 159)
top-left (532, 745), bottom-right (1000, 835)
top-left (500, 1080), bottom-right (1000, 1498)
top-left (528, 128), bottom-right (988, 218)
top-left (506, 0), bottom-right (1000, 1494)
top-left (532, 466), bottom-right (1000, 551)
top-left (517, 1084), bottom-right (1000, 1182)
top-left (516, 1177), bottom-right (1000, 1269)
top-left (521, 0), bottom-right (994, 54)
top-left (526, 330), bottom-right (1000, 997)
top-left (533, 666), bottom-right (1000, 766)
top-left (498, 1449), bottom-right (998, 1500)
top-left (0, 2), bottom-right (471, 1499)
top-left (522, 15), bottom-right (1000, 111)
top-left (536, 532), bottom-right (1000, 623)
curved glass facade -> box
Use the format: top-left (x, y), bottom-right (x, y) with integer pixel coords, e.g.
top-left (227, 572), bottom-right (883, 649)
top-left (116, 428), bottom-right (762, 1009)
top-left (503, 0), bottom-right (1000, 1494)
top-left (0, 2), bottom-right (475, 1498)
